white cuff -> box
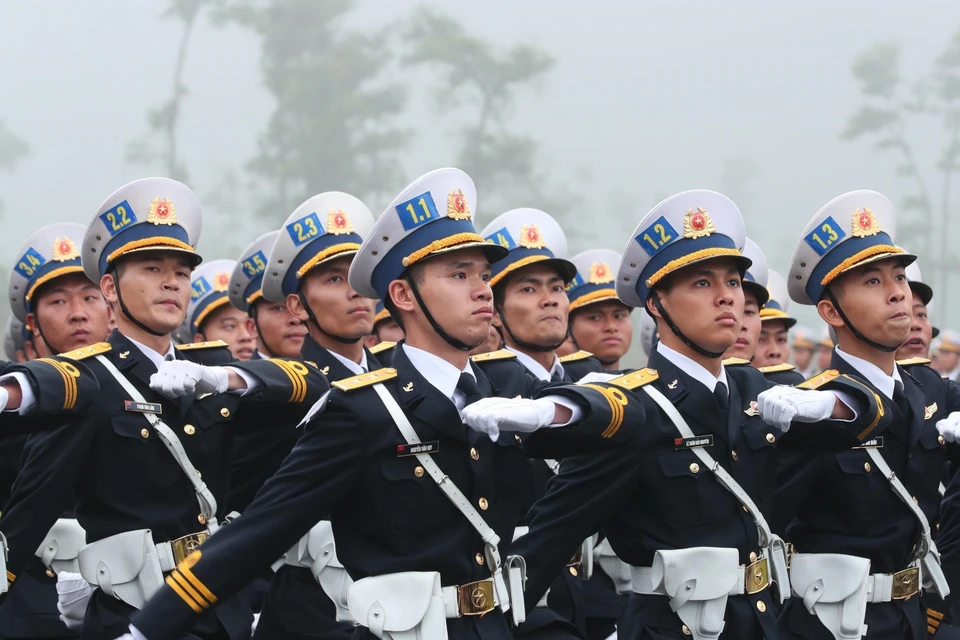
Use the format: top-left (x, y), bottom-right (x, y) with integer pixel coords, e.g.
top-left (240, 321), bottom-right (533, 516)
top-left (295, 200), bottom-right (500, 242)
top-left (223, 367), bottom-right (261, 396)
top-left (829, 390), bottom-right (859, 422)
top-left (542, 395), bottom-right (582, 427)
top-left (0, 372), bottom-right (35, 414)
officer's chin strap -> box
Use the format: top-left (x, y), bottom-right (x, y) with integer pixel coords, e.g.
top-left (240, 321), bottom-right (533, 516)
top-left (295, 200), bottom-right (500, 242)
top-left (651, 292), bottom-right (726, 359)
top-left (29, 309), bottom-right (66, 355)
top-left (297, 291), bottom-right (361, 345)
top-left (495, 306), bottom-right (566, 353)
top-left (405, 274), bottom-right (483, 352)
top-left (249, 304), bottom-right (280, 358)
top-left (110, 270), bottom-right (166, 337)
top-left (825, 289), bottom-right (899, 353)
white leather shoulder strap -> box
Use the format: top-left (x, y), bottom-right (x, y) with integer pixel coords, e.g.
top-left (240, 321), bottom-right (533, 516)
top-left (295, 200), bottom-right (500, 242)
top-left (370, 383), bottom-right (511, 613)
top-left (642, 384), bottom-right (772, 547)
top-left (864, 447), bottom-right (934, 558)
top-left (96, 355), bottom-right (218, 534)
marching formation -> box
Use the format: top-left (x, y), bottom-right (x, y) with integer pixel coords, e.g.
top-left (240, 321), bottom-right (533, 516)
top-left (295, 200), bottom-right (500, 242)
top-left (0, 168), bottom-right (956, 640)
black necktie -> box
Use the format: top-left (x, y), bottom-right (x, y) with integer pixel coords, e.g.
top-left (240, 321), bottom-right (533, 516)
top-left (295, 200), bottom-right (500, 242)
top-left (457, 373), bottom-right (482, 407)
top-left (714, 381), bottom-right (729, 412)
top-left (550, 370), bottom-right (564, 383)
top-left (893, 380), bottom-right (910, 419)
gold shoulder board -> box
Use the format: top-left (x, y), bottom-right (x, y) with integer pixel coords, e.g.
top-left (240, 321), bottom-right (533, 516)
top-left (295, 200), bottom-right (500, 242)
top-left (470, 349), bottom-right (517, 363)
top-left (176, 340), bottom-right (229, 351)
top-left (369, 341), bottom-right (396, 355)
top-left (758, 363), bottom-right (796, 374)
top-left (608, 368), bottom-right (659, 390)
top-left (332, 367), bottom-right (398, 392)
top-left (722, 357), bottom-right (751, 366)
top-left (797, 369), bottom-right (840, 390)
top-left (896, 357), bottom-right (931, 367)
top-left (59, 342), bottom-right (111, 360)
top-left (559, 350), bottom-right (594, 363)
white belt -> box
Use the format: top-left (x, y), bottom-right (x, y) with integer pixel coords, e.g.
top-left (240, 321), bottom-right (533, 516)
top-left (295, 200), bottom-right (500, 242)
top-left (630, 555), bottom-right (770, 597)
top-left (865, 568), bottom-right (921, 603)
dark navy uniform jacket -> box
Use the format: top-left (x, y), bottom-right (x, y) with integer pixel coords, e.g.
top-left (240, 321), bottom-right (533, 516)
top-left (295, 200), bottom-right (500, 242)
top-left (0, 330), bottom-right (325, 640)
top-left (774, 353), bottom-right (958, 640)
top-left (512, 348), bottom-right (888, 640)
top-left (130, 342), bottom-right (641, 640)
top-left (253, 335), bottom-right (379, 640)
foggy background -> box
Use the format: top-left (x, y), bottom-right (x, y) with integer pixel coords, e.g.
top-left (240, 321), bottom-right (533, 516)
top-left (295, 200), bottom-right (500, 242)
top-left (2, 0), bottom-right (958, 366)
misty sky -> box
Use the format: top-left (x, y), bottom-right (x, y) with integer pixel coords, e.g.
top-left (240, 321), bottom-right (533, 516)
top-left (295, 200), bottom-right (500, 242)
top-left (2, 0), bottom-right (959, 350)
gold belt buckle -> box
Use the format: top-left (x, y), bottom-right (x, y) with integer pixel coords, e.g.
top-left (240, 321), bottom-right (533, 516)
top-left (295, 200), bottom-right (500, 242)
top-left (891, 567), bottom-right (920, 600)
top-left (744, 557), bottom-right (769, 595)
top-left (457, 579), bottom-right (496, 616)
top-left (170, 531), bottom-right (209, 565)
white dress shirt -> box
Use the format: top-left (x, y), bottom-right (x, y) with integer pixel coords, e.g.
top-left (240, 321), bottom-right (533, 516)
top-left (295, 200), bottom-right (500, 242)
top-left (506, 347), bottom-right (564, 382)
top-left (835, 347), bottom-right (902, 401)
top-left (328, 349), bottom-right (369, 376)
top-left (655, 342), bottom-right (729, 393)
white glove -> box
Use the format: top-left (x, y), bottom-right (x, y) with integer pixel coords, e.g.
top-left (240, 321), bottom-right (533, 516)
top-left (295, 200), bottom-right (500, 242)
top-left (56, 571), bottom-right (93, 630)
top-left (0, 386), bottom-right (8, 412)
top-left (462, 397), bottom-right (556, 442)
top-left (113, 625), bottom-right (148, 640)
top-left (937, 412), bottom-right (960, 443)
top-left (576, 371), bottom-right (619, 384)
top-left (149, 361), bottom-right (229, 399)
top-left (757, 387), bottom-right (836, 433)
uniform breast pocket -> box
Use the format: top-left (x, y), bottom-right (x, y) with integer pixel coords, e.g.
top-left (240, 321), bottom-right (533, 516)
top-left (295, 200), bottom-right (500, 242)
top-left (743, 426), bottom-right (778, 500)
top-left (654, 451), bottom-right (727, 527)
top-left (109, 412), bottom-right (181, 488)
top-left (832, 450), bottom-right (887, 523)
top-left (917, 425), bottom-right (947, 490)
top-left (376, 456), bottom-right (448, 535)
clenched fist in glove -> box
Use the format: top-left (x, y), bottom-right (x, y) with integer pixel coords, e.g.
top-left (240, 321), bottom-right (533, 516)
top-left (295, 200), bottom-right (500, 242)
top-left (462, 397), bottom-right (557, 442)
top-left (937, 412), bottom-right (960, 443)
top-left (149, 361), bottom-right (229, 399)
top-left (756, 386), bottom-right (838, 433)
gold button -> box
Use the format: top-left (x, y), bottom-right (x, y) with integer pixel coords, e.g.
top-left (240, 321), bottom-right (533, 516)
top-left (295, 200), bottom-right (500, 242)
top-left (414, 466), bottom-right (424, 478)
top-left (689, 463), bottom-right (700, 474)
top-left (940, 435), bottom-right (946, 446)
top-left (220, 407), bottom-right (230, 418)
top-left (198, 514), bottom-right (207, 525)
top-left (731, 451), bottom-right (739, 461)
top-left (475, 553), bottom-right (485, 566)
top-left (196, 470), bottom-right (202, 479)
top-left (757, 601), bottom-right (767, 613)
top-left (682, 624), bottom-right (692, 636)
top-left (470, 448), bottom-right (479, 461)
top-left (184, 424), bottom-right (195, 435)
top-left (765, 433), bottom-right (776, 444)
top-left (45, 568), bottom-right (55, 578)
top-left (478, 497), bottom-right (489, 510)
top-left (569, 566), bottom-right (578, 577)
top-left (914, 496), bottom-right (919, 504)
top-left (743, 505), bottom-right (750, 513)
top-left (140, 428), bottom-right (149, 439)
top-left (864, 462), bottom-right (872, 473)
top-left (515, 434), bottom-right (522, 444)
top-left (749, 551), bottom-right (758, 563)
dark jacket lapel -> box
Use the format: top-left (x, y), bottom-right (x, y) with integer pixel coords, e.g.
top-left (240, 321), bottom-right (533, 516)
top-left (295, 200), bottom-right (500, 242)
top-left (898, 365), bottom-right (926, 446)
top-left (391, 344), bottom-right (468, 442)
top-left (725, 372), bottom-right (743, 448)
top-left (649, 350), bottom-right (725, 441)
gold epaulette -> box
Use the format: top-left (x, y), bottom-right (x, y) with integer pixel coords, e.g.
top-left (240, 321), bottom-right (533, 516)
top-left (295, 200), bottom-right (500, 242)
top-left (759, 363), bottom-right (796, 374)
top-left (722, 357), bottom-right (751, 366)
top-left (896, 357), bottom-right (931, 367)
top-left (176, 340), bottom-right (229, 351)
top-left (332, 367), bottom-right (397, 392)
top-left (59, 342), bottom-right (111, 360)
top-left (608, 368), bottom-right (658, 390)
top-left (559, 350), bottom-right (594, 363)
top-left (369, 341), bottom-right (396, 355)
top-left (797, 369), bottom-right (840, 389)
top-left (470, 349), bottom-right (516, 363)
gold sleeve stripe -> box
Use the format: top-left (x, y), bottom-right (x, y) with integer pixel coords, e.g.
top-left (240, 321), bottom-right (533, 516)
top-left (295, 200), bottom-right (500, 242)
top-left (581, 384), bottom-right (626, 439)
top-left (268, 359), bottom-right (304, 403)
top-left (856, 390), bottom-right (885, 442)
top-left (928, 609), bottom-right (944, 620)
top-left (37, 358), bottom-right (78, 410)
top-left (6, 570), bottom-right (15, 587)
top-left (178, 560), bottom-right (217, 605)
top-left (167, 572), bottom-right (206, 613)
top-left (275, 360), bottom-right (306, 403)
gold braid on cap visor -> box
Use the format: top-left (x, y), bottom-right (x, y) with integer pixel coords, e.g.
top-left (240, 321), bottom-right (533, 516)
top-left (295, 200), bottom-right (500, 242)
top-left (401, 233), bottom-right (486, 268)
top-left (106, 237), bottom-right (195, 265)
top-left (644, 248), bottom-right (742, 289)
top-left (819, 245), bottom-right (903, 286)
top-left (569, 289), bottom-right (619, 312)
